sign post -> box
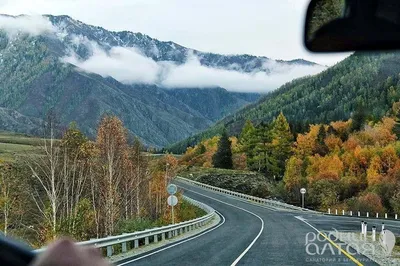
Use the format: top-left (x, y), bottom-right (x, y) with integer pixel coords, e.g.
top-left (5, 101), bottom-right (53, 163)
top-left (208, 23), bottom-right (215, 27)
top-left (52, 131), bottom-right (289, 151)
top-left (167, 184), bottom-right (178, 224)
top-left (300, 188), bottom-right (306, 209)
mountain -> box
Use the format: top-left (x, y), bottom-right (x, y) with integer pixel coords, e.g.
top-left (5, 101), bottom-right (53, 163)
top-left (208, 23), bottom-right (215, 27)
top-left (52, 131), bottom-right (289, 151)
top-left (168, 52), bottom-right (400, 152)
top-left (0, 14), bottom-right (320, 147)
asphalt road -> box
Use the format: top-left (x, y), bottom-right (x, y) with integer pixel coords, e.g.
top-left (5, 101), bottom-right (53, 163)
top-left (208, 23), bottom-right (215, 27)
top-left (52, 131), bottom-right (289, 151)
top-left (116, 181), bottom-right (394, 265)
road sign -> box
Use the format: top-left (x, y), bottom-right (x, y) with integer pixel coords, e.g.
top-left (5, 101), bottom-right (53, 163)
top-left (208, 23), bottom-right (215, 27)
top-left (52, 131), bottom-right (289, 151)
top-left (300, 188), bottom-right (306, 194)
top-left (167, 195), bottom-right (178, 207)
top-left (167, 184), bottom-right (178, 195)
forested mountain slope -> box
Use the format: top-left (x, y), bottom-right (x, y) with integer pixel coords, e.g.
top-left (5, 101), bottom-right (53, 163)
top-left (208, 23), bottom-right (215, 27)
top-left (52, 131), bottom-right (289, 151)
top-left (168, 52), bottom-right (400, 152)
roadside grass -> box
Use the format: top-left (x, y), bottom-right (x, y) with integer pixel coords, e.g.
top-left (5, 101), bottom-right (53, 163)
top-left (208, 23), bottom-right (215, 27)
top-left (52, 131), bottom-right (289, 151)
top-left (0, 132), bottom-right (43, 161)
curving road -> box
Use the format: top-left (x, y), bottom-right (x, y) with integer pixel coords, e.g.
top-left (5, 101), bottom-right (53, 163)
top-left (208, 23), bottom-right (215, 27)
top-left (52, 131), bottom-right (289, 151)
top-left (116, 180), bottom-right (393, 265)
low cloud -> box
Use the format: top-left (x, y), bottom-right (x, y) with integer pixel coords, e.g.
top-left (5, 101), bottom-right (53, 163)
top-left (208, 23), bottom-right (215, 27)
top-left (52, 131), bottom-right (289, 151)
top-left (62, 43), bottom-right (326, 93)
top-left (161, 56), bottom-right (326, 92)
top-left (0, 15), bottom-right (56, 36)
top-left (62, 44), bottom-right (160, 84)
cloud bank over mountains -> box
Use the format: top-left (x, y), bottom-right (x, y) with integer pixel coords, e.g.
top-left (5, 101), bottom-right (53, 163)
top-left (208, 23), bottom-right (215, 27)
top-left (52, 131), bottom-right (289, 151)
top-left (0, 15), bottom-right (327, 93)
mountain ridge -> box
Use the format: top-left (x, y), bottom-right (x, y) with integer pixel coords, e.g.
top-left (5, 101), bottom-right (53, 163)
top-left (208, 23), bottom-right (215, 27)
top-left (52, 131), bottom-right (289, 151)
top-left (0, 14), bottom-right (323, 147)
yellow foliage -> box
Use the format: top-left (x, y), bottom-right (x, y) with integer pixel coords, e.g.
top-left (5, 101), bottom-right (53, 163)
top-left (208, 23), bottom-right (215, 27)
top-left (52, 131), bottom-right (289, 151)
top-left (307, 154), bottom-right (343, 183)
top-left (294, 125), bottom-right (319, 157)
top-left (325, 135), bottom-right (342, 152)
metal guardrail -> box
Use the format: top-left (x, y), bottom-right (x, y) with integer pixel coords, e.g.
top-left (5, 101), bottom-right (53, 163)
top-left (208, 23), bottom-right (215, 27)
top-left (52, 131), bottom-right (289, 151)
top-left (327, 208), bottom-right (399, 220)
top-left (176, 176), bottom-right (317, 213)
top-left (36, 195), bottom-right (216, 257)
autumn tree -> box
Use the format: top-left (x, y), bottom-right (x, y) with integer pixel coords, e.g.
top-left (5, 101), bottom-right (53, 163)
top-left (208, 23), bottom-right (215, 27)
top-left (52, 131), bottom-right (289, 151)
top-left (283, 157), bottom-right (305, 202)
top-left (97, 115), bottom-right (128, 235)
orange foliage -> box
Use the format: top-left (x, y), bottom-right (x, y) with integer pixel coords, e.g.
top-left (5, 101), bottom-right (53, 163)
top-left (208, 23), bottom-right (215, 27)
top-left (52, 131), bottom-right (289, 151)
top-left (330, 120), bottom-right (351, 135)
top-left (353, 146), bottom-right (373, 168)
top-left (294, 125), bottom-right (319, 157)
top-left (363, 117), bottom-right (396, 146)
top-left (366, 155), bottom-right (383, 186)
top-left (343, 136), bottom-right (360, 151)
top-left (325, 135), bottom-right (342, 152)
top-left (307, 154), bottom-right (343, 183)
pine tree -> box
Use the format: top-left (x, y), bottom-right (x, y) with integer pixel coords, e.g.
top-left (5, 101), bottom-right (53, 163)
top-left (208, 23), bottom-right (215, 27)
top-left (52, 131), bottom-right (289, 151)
top-left (315, 125), bottom-right (329, 156)
top-left (350, 104), bottom-right (367, 132)
top-left (212, 130), bottom-right (233, 169)
top-left (239, 120), bottom-right (256, 152)
top-left (271, 112), bottom-right (294, 179)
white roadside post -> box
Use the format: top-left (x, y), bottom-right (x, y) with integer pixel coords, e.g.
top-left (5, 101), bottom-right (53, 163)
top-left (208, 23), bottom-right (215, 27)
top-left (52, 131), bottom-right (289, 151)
top-left (367, 212), bottom-right (369, 218)
top-left (361, 221), bottom-right (364, 235)
top-left (372, 226), bottom-right (376, 241)
top-left (300, 188), bottom-right (306, 209)
top-left (350, 211), bottom-right (353, 216)
top-left (385, 213), bottom-right (388, 219)
top-left (364, 222), bottom-right (367, 238)
top-left (328, 208), bottom-right (331, 214)
top-left (336, 209), bottom-right (338, 215)
top-left (381, 223), bottom-right (385, 234)
top-left (376, 213), bottom-right (379, 218)
top-left (396, 214), bottom-right (398, 220)
top-left (342, 210), bottom-right (345, 216)
top-left (167, 184), bottom-right (178, 225)
top-left (358, 211), bottom-right (360, 217)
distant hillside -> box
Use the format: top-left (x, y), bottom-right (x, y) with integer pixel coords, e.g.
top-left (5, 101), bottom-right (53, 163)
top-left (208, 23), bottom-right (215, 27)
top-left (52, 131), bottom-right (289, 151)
top-left (0, 14), bottom-right (321, 147)
top-left (168, 52), bottom-right (400, 153)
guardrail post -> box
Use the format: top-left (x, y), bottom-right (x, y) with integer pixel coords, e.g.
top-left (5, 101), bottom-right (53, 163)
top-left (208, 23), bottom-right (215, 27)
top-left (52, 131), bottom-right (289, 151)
top-left (179, 228), bottom-right (183, 234)
top-left (168, 231), bottom-right (172, 238)
top-left (154, 234), bottom-right (158, 243)
top-left (107, 246), bottom-right (113, 257)
top-left (145, 236), bottom-right (149, 245)
top-left (372, 226), bottom-right (376, 241)
top-left (122, 242), bottom-right (127, 253)
top-left (134, 239), bottom-right (139, 248)
top-left (174, 229), bottom-right (178, 236)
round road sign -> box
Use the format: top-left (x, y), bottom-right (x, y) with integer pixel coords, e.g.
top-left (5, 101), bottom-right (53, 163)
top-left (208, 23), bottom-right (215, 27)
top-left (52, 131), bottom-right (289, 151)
top-left (167, 195), bottom-right (178, 207)
top-left (300, 188), bottom-right (306, 194)
top-left (167, 184), bottom-right (178, 195)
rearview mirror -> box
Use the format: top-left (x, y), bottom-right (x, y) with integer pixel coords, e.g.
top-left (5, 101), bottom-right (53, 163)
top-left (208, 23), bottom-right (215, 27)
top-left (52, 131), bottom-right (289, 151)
top-left (305, 0), bottom-right (400, 52)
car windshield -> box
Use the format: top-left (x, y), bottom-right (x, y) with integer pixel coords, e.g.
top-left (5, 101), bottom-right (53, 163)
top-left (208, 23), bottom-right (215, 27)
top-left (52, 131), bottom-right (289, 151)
top-left (0, 1), bottom-right (399, 266)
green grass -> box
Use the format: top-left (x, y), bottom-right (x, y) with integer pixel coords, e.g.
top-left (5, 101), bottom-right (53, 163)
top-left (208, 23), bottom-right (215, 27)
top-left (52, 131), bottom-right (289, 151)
top-left (0, 132), bottom-right (43, 161)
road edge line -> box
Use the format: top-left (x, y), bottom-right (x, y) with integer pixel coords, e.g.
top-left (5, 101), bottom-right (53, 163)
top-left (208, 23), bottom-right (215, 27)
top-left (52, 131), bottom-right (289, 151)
top-left (294, 216), bottom-right (363, 266)
top-left (180, 186), bottom-right (264, 266)
top-left (116, 211), bottom-right (226, 265)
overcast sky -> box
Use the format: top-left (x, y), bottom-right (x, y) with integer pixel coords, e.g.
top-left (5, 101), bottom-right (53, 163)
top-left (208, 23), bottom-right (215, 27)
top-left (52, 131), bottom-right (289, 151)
top-left (0, 0), bottom-right (351, 66)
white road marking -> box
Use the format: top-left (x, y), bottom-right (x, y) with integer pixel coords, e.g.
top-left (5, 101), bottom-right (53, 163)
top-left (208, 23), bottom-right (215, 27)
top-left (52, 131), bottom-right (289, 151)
top-left (117, 211), bottom-right (226, 265)
top-left (180, 186), bottom-right (265, 266)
